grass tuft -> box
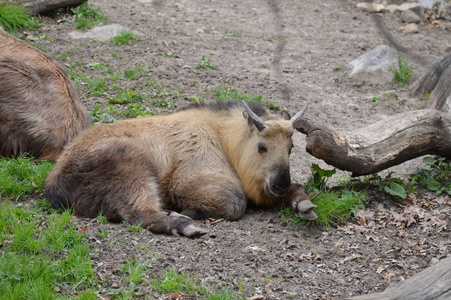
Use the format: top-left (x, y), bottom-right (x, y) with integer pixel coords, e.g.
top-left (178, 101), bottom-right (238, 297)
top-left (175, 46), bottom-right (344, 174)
top-left (279, 189), bottom-right (365, 229)
top-left (0, 3), bottom-right (41, 33)
top-left (110, 30), bottom-right (139, 46)
top-left (71, 1), bottom-right (108, 30)
top-left (0, 155), bottom-right (54, 198)
top-left (212, 84), bottom-right (280, 110)
top-left (392, 56), bottom-right (412, 87)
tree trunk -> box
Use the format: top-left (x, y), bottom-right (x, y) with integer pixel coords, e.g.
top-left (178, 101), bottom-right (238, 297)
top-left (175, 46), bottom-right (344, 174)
top-left (345, 256), bottom-right (451, 300)
top-left (410, 52), bottom-right (451, 113)
top-left (12, 0), bottom-right (83, 15)
top-left (293, 109), bottom-right (451, 176)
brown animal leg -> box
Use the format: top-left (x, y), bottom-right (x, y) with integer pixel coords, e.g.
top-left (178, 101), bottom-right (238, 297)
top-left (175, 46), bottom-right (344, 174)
top-left (138, 210), bottom-right (206, 237)
top-left (288, 184), bottom-right (318, 221)
top-left (168, 175), bottom-right (247, 221)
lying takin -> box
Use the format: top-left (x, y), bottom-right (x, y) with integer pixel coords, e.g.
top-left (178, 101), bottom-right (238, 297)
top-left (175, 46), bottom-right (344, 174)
top-left (45, 101), bottom-right (317, 237)
top-left (0, 27), bottom-right (90, 161)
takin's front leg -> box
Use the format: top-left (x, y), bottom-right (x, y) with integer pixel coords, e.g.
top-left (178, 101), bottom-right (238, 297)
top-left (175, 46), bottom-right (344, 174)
top-left (288, 184), bottom-right (318, 221)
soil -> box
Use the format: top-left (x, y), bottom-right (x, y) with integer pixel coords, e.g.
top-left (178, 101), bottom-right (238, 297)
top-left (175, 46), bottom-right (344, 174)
top-left (26, 0), bottom-right (451, 298)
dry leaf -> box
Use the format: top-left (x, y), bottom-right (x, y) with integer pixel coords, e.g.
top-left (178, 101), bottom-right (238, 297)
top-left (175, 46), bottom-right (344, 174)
top-left (81, 225), bottom-right (89, 233)
top-left (376, 265), bottom-right (388, 274)
top-left (384, 272), bottom-right (396, 279)
top-left (334, 238), bottom-right (344, 247)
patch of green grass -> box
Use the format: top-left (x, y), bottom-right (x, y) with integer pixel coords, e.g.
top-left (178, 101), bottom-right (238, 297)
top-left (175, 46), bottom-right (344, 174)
top-left (279, 189), bottom-right (365, 229)
top-left (408, 156), bottom-right (451, 196)
top-left (108, 88), bottom-right (143, 104)
top-left (165, 51), bottom-right (181, 58)
top-left (421, 91), bottom-right (432, 101)
top-left (0, 155), bottom-right (54, 198)
top-left (124, 65), bottom-right (146, 80)
top-left (89, 105), bottom-right (115, 123)
top-left (123, 221), bottom-right (146, 234)
top-left (110, 30), bottom-right (139, 46)
top-left (195, 56), bottom-right (219, 70)
top-left (151, 267), bottom-right (200, 294)
top-left (0, 3), bottom-right (42, 33)
top-left (71, 1), bottom-right (108, 30)
top-left (212, 84), bottom-right (280, 110)
top-left (122, 103), bottom-right (155, 118)
top-left (88, 62), bottom-right (105, 70)
top-left (85, 76), bottom-right (108, 96)
top-left (333, 64), bottom-right (343, 72)
top-left (392, 56), bottom-right (413, 87)
top-left (227, 31), bottom-right (242, 37)
top-left (121, 258), bottom-right (148, 284)
top-left (0, 202), bottom-right (96, 297)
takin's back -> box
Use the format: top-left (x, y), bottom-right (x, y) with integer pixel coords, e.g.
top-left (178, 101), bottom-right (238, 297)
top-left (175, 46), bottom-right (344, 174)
top-left (0, 27), bottom-right (90, 161)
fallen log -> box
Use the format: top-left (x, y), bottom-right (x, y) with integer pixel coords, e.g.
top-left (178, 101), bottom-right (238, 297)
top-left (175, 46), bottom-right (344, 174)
top-left (345, 256), bottom-right (451, 300)
top-left (293, 109), bottom-right (451, 176)
top-left (12, 0), bottom-right (82, 15)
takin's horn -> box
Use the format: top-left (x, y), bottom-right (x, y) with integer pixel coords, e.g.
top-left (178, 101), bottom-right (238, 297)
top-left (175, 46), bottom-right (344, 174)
top-left (289, 103), bottom-right (309, 124)
top-left (242, 101), bottom-right (266, 132)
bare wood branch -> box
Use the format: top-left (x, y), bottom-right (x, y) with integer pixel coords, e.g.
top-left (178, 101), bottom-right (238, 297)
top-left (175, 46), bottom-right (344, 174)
top-left (12, 0), bottom-right (82, 15)
top-left (294, 109), bottom-right (451, 176)
top-left (410, 52), bottom-right (451, 103)
top-left (345, 256), bottom-right (451, 300)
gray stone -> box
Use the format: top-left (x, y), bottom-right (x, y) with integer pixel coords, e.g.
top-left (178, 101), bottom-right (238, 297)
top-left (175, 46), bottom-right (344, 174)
top-left (349, 45), bottom-right (399, 84)
top-left (68, 24), bottom-right (142, 41)
top-left (356, 2), bottom-right (385, 12)
top-left (402, 9), bottom-right (421, 23)
top-left (418, 0), bottom-right (440, 8)
top-left (386, 4), bottom-right (399, 13)
top-left (397, 2), bottom-right (419, 11)
top-left (402, 23), bottom-right (419, 33)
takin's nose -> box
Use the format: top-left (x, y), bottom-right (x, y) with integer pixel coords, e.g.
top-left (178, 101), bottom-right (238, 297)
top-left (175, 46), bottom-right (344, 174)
top-left (271, 170), bottom-right (291, 196)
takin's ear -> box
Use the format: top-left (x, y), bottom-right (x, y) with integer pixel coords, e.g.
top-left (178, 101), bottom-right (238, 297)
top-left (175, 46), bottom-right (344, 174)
top-left (281, 110), bottom-right (291, 120)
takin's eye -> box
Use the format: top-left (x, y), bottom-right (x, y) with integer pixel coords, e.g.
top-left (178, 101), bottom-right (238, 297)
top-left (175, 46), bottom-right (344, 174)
top-left (258, 142), bottom-right (267, 154)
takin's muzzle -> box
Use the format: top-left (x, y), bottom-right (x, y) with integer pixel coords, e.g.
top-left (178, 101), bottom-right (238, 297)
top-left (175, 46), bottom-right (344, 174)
top-left (266, 168), bottom-right (291, 197)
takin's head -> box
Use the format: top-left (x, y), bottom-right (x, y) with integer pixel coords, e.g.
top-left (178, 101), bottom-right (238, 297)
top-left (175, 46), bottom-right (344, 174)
top-left (239, 101), bottom-right (308, 203)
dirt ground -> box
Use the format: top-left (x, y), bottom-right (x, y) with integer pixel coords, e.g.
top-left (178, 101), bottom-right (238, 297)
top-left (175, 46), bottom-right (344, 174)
top-left (28, 0), bottom-right (451, 298)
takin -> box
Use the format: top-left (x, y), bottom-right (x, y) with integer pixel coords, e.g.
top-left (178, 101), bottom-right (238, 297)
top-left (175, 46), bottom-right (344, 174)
top-left (0, 27), bottom-right (90, 161)
top-left (45, 101), bottom-right (317, 237)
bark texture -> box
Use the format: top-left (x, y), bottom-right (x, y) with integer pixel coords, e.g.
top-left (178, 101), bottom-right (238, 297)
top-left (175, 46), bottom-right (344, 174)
top-left (12, 0), bottom-right (82, 15)
top-left (345, 256), bottom-right (451, 300)
top-left (294, 110), bottom-right (451, 176)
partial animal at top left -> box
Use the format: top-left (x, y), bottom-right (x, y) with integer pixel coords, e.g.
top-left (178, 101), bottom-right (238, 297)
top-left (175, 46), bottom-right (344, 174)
top-left (0, 26), bottom-right (90, 161)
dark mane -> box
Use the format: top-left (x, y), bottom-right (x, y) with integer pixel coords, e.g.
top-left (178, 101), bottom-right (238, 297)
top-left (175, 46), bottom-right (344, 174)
top-left (176, 100), bottom-right (269, 117)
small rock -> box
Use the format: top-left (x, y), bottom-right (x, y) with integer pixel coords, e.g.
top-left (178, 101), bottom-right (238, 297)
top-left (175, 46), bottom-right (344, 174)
top-left (386, 4), bottom-right (399, 13)
top-left (417, 42), bottom-right (428, 50)
top-left (400, 23), bottom-right (419, 33)
top-left (397, 2), bottom-right (419, 11)
top-left (418, 0), bottom-right (439, 9)
top-left (402, 9), bottom-right (421, 23)
top-left (68, 24), bottom-right (142, 41)
top-left (357, 2), bottom-right (385, 12)
top-left (349, 45), bottom-right (399, 80)
top-left (347, 103), bottom-right (359, 111)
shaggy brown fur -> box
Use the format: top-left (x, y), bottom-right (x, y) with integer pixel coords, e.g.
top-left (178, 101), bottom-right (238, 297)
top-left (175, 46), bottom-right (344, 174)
top-left (45, 101), bottom-right (317, 237)
top-left (0, 27), bottom-right (90, 161)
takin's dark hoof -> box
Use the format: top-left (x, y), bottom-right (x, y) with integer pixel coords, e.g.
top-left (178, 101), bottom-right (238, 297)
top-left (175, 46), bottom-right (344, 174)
top-left (297, 201), bottom-right (318, 221)
top-left (298, 211), bottom-right (318, 221)
top-left (180, 224), bottom-right (208, 238)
